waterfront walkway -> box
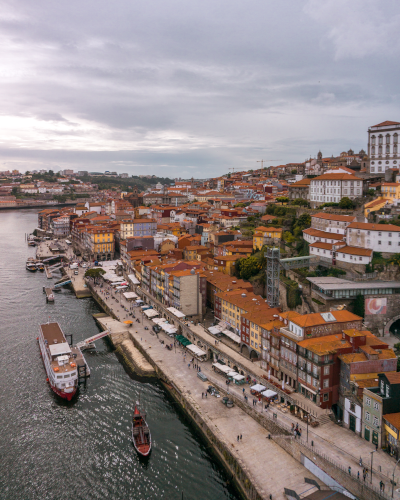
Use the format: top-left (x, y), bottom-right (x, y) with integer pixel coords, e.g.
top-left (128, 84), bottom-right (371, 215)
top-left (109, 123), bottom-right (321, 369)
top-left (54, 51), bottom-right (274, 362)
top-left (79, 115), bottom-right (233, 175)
top-left (89, 285), bottom-right (400, 498)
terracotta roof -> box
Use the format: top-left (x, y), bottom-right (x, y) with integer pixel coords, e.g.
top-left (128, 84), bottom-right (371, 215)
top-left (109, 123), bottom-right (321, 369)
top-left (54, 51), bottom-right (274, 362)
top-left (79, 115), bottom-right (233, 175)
top-left (348, 222), bottom-right (400, 232)
top-left (298, 334), bottom-right (352, 355)
top-left (337, 246), bottom-right (372, 257)
top-left (303, 228), bottom-right (344, 240)
top-left (290, 178), bottom-right (311, 187)
top-left (381, 183), bottom-right (400, 187)
top-left (384, 373), bottom-right (400, 385)
top-left (312, 173), bottom-right (360, 181)
top-left (383, 413), bottom-right (400, 431)
top-left (309, 241), bottom-right (335, 250)
top-left (311, 212), bottom-right (356, 222)
top-left (371, 121), bottom-right (400, 127)
top-left (292, 310), bottom-right (362, 328)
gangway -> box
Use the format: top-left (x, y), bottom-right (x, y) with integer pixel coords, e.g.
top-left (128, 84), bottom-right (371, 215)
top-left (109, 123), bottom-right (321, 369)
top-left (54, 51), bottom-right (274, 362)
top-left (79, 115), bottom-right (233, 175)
top-left (42, 256), bottom-right (61, 263)
top-left (53, 279), bottom-right (72, 287)
top-left (279, 255), bottom-right (319, 270)
top-left (76, 330), bottom-right (110, 350)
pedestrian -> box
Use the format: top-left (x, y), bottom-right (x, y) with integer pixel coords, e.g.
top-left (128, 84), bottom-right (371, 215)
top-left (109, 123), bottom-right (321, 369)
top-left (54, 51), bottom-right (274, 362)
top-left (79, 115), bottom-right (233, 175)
top-left (359, 457), bottom-right (362, 467)
top-left (205, 391), bottom-right (207, 398)
top-left (237, 435), bottom-right (239, 442)
top-left (375, 443), bottom-right (378, 451)
top-left (240, 434), bottom-right (242, 441)
top-left (188, 363), bottom-right (190, 368)
top-left (243, 388), bottom-right (245, 394)
top-left (380, 481), bottom-right (383, 492)
top-left (348, 466), bottom-right (351, 476)
top-left (357, 471), bottom-right (360, 480)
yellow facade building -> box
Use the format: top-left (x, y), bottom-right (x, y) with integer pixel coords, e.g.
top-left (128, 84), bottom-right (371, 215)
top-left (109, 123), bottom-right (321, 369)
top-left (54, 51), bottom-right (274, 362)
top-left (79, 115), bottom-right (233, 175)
top-left (253, 226), bottom-right (282, 250)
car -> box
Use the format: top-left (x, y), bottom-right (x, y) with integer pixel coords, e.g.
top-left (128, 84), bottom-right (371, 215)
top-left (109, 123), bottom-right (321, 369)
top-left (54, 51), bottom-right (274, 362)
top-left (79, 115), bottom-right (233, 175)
top-left (81, 263), bottom-right (87, 268)
top-left (74, 270), bottom-right (79, 275)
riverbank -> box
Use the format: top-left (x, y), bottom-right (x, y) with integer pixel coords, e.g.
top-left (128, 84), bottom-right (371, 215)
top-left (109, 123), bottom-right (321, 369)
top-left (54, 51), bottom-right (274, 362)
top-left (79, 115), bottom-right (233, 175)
top-left (87, 283), bottom-right (325, 500)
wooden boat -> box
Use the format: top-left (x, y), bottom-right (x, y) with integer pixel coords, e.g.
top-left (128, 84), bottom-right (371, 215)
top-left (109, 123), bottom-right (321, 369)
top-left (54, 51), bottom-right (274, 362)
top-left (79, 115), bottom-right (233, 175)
top-left (132, 401), bottom-right (151, 457)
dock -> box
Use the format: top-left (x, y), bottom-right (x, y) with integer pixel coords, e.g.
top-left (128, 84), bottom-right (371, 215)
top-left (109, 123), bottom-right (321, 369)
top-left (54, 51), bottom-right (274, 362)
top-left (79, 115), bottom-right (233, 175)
top-left (44, 287), bottom-right (54, 303)
top-left (45, 266), bottom-right (52, 279)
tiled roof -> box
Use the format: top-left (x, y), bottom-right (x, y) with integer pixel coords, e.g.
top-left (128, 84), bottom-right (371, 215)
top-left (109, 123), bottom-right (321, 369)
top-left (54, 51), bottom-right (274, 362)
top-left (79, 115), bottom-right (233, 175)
top-left (371, 121), bottom-right (400, 127)
top-left (348, 222), bottom-right (400, 232)
top-left (298, 334), bottom-right (352, 355)
top-left (303, 228), bottom-right (344, 240)
top-left (311, 212), bottom-right (356, 222)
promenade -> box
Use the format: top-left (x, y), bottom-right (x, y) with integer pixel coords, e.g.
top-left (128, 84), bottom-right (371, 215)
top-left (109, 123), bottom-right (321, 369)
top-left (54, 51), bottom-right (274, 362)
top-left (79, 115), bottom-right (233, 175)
top-left (88, 277), bottom-right (400, 499)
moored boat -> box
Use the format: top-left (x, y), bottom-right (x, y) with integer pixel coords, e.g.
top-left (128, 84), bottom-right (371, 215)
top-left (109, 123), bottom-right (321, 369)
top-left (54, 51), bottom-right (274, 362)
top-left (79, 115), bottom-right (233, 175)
top-left (132, 402), bottom-right (151, 456)
top-left (26, 258), bottom-right (37, 272)
top-left (38, 322), bottom-right (78, 401)
top-left (37, 262), bottom-right (45, 271)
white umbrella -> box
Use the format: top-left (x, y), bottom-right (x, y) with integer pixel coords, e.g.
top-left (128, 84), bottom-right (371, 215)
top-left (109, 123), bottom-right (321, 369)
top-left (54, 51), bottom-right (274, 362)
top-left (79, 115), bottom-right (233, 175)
top-left (268, 369), bottom-right (271, 380)
top-left (282, 379), bottom-right (285, 390)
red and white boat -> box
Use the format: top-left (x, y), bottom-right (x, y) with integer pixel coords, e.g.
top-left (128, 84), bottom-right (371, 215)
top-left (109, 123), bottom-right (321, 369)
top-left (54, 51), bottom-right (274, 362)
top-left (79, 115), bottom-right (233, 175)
top-left (38, 322), bottom-right (78, 401)
top-left (132, 402), bottom-right (151, 457)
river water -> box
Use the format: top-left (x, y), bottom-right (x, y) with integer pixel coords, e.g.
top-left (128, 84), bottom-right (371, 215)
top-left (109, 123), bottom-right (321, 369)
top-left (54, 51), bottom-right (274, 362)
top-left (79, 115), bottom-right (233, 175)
top-left (0, 209), bottom-right (240, 500)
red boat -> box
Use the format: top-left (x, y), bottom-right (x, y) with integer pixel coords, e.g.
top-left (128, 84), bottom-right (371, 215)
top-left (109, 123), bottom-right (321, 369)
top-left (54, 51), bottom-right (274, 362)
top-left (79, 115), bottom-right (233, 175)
top-left (132, 402), bottom-right (151, 457)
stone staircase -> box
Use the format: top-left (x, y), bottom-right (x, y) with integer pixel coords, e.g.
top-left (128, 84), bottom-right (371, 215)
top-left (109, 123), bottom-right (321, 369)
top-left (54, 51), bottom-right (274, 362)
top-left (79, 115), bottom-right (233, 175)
top-left (317, 413), bottom-right (332, 426)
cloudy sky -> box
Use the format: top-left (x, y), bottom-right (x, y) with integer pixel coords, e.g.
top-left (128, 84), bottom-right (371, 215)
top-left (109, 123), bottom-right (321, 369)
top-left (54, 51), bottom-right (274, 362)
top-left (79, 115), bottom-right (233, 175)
top-left (1, 0), bottom-right (399, 178)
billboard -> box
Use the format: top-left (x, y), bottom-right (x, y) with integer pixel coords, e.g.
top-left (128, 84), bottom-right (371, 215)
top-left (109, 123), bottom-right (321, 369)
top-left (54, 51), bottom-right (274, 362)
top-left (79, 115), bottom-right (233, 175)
top-left (365, 298), bottom-right (387, 315)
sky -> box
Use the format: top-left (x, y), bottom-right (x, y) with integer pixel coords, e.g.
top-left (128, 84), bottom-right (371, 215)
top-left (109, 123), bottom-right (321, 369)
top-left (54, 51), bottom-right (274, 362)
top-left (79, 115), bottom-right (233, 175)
top-left (1, 0), bottom-right (400, 178)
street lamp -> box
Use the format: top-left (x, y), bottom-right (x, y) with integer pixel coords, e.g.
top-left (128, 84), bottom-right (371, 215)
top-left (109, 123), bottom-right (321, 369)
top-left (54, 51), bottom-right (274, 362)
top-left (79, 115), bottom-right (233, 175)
top-left (370, 450), bottom-right (376, 484)
top-left (391, 458), bottom-right (400, 498)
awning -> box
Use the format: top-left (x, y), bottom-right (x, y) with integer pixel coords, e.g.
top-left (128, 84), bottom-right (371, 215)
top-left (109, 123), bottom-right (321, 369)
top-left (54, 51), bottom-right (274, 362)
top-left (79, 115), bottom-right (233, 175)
top-left (222, 330), bottom-right (241, 343)
top-left (212, 363), bottom-right (231, 374)
top-left (251, 384), bottom-right (266, 392)
top-left (233, 374), bottom-right (245, 381)
top-left (208, 326), bottom-right (220, 335)
top-left (186, 344), bottom-right (206, 357)
top-left (128, 274), bottom-right (140, 285)
top-left (166, 307), bottom-right (185, 318)
top-left (227, 371), bottom-right (238, 377)
top-left (261, 389), bottom-right (277, 398)
top-left (176, 335), bottom-right (192, 346)
top-left (123, 291), bottom-right (138, 299)
top-left (302, 385), bottom-right (317, 396)
top-left (152, 317), bottom-right (167, 325)
top-left (144, 309), bottom-right (159, 318)
top-left (115, 285), bottom-right (128, 290)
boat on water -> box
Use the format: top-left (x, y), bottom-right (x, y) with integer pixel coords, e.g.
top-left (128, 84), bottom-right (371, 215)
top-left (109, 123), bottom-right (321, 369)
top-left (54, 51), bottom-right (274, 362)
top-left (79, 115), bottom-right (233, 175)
top-left (38, 322), bottom-right (80, 401)
top-left (26, 258), bottom-right (37, 272)
top-left (132, 402), bottom-right (151, 456)
top-left (37, 262), bottom-right (45, 271)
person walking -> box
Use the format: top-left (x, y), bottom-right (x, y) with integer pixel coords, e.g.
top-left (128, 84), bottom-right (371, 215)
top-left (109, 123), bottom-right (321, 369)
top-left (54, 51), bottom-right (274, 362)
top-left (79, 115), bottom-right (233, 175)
top-left (359, 457), bottom-right (363, 467)
top-left (237, 435), bottom-right (239, 442)
top-left (348, 466), bottom-right (351, 476)
top-left (240, 434), bottom-right (242, 441)
top-left (380, 481), bottom-right (384, 492)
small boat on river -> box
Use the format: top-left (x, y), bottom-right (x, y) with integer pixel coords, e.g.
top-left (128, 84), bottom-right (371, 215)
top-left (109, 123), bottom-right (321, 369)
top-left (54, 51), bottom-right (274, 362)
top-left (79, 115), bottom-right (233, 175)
top-left (132, 401), bottom-right (151, 457)
top-left (26, 258), bottom-right (37, 272)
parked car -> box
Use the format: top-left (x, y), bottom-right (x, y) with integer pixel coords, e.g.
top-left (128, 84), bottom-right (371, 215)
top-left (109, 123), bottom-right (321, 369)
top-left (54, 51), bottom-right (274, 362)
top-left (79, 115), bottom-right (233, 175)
top-left (74, 270), bottom-right (79, 275)
top-left (81, 263), bottom-right (87, 268)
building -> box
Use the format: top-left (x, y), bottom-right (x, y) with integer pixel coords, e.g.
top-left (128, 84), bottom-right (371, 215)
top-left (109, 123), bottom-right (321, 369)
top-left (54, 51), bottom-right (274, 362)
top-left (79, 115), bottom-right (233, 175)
top-left (363, 373), bottom-right (400, 448)
top-left (346, 222), bottom-right (400, 254)
top-left (86, 227), bottom-right (115, 261)
top-left (383, 412), bottom-right (400, 458)
top-left (309, 241), bottom-right (372, 270)
top-left (202, 270), bottom-right (253, 309)
top-left (253, 226), bottom-right (282, 250)
top-left (311, 212), bottom-right (357, 235)
top-left (120, 219), bottom-right (157, 239)
top-left (288, 178), bottom-right (311, 201)
top-left (381, 183), bottom-right (400, 205)
top-left (309, 172), bottom-right (363, 208)
top-left (368, 121), bottom-right (400, 174)
top-left (51, 215), bottom-right (70, 238)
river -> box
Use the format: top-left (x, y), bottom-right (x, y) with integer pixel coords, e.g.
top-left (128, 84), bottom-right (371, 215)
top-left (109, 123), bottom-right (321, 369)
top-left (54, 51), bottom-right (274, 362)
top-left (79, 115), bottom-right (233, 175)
top-left (0, 209), bottom-right (240, 500)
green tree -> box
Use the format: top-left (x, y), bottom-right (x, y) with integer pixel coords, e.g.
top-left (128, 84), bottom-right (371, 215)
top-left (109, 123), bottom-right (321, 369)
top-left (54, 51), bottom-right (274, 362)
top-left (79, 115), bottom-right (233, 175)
top-left (85, 268), bottom-right (106, 278)
top-left (367, 189), bottom-right (376, 196)
top-left (290, 198), bottom-right (309, 207)
top-left (378, 220), bottom-right (388, 224)
top-left (11, 187), bottom-right (18, 196)
top-left (276, 196), bottom-right (289, 204)
top-left (283, 231), bottom-right (295, 244)
top-left (239, 256), bottom-right (260, 280)
top-left (388, 254), bottom-right (400, 266)
top-left (353, 294), bottom-right (365, 317)
top-left (338, 197), bottom-right (353, 209)
top-left (291, 169), bottom-right (297, 174)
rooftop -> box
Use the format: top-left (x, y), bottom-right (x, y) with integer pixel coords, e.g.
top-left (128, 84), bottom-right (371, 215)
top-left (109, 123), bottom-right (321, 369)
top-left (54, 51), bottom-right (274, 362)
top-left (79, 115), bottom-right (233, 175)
top-left (307, 276), bottom-right (400, 291)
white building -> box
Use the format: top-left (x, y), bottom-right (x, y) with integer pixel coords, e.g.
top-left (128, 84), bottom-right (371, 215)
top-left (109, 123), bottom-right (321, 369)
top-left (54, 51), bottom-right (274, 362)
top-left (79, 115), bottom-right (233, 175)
top-left (309, 241), bottom-right (372, 266)
top-left (311, 212), bottom-right (357, 235)
top-left (368, 120), bottom-right (400, 174)
top-left (343, 397), bottom-right (362, 435)
top-left (346, 222), bottom-right (400, 253)
top-left (309, 171), bottom-right (363, 208)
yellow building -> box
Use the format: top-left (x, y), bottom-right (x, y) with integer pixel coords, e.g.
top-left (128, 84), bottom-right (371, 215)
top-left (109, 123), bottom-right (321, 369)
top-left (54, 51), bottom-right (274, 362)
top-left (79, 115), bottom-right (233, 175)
top-left (253, 226), bottom-right (282, 250)
top-left (364, 197), bottom-right (391, 218)
top-left (381, 183), bottom-right (400, 201)
top-left (87, 227), bottom-right (115, 260)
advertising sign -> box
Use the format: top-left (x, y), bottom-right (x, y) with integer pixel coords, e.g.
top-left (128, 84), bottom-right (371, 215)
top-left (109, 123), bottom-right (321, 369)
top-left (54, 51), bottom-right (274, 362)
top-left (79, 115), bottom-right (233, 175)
top-left (365, 298), bottom-right (387, 315)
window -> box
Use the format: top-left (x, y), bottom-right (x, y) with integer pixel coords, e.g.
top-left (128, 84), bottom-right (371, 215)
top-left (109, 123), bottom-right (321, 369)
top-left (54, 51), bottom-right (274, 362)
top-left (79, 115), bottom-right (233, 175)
top-left (323, 393), bottom-right (329, 402)
top-left (324, 366), bottom-right (330, 375)
top-left (366, 397), bottom-right (371, 406)
top-left (378, 241), bottom-right (381, 245)
top-left (386, 384), bottom-right (390, 398)
top-left (323, 379), bottom-right (329, 388)
top-left (365, 412), bottom-right (370, 421)
top-left (373, 416), bottom-right (379, 427)
top-left (350, 402), bottom-right (355, 412)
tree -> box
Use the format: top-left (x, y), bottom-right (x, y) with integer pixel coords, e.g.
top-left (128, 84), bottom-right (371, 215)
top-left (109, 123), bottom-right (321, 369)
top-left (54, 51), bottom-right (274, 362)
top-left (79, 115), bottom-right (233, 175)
top-left (388, 254), bottom-right (400, 266)
top-left (239, 256), bottom-right (260, 280)
top-left (291, 169), bottom-right (297, 174)
top-left (338, 197), bottom-right (353, 209)
top-left (367, 189), bottom-right (376, 196)
top-left (85, 268), bottom-right (106, 278)
top-left (378, 220), bottom-right (388, 224)
top-left (290, 198), bottom-right (309, 207)
top-left (11, 187), bottom-right (18, 196)
top-left (283, 231), bottom-right (295, 244)
top-left (276, 196), bottom-right (289, 204)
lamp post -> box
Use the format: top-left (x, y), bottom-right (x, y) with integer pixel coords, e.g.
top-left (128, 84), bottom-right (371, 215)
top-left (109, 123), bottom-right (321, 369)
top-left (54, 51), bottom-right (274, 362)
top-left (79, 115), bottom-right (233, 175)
top-left (391, 458), bottom-right (400, 498)
top-left (370, 450), bottom-right (376, 484)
